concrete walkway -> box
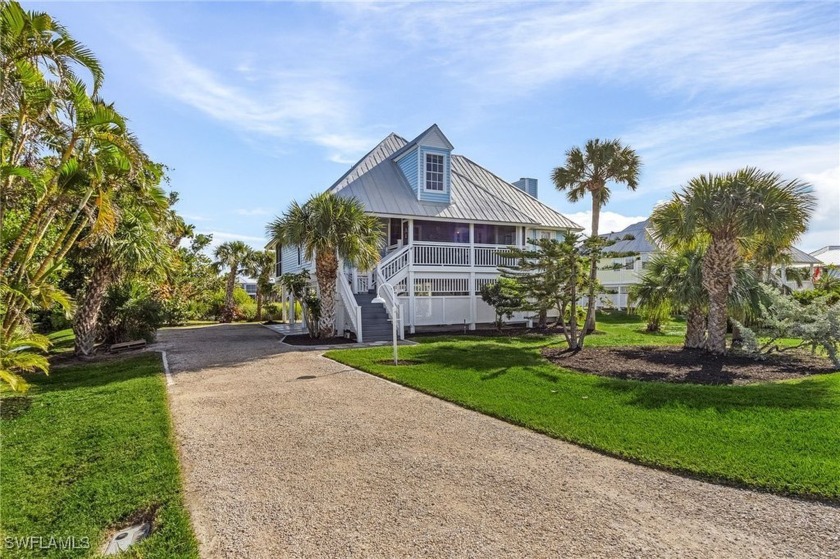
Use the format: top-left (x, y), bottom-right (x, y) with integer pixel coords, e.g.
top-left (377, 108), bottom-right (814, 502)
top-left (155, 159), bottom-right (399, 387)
top-left (157, 324), bottom-right (839, 558)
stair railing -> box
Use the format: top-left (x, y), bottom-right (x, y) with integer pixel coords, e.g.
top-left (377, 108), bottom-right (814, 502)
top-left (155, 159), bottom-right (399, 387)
top-left (336, 262), bottom-right (363, 342)
top-left (374, 266), bottom-right (405, 340)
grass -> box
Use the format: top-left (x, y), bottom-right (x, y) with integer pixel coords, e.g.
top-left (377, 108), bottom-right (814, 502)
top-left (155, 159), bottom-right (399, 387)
top-left (326, 313), bottom-right (840, 501)
top-left (0, 354), bottom-right (198, 558)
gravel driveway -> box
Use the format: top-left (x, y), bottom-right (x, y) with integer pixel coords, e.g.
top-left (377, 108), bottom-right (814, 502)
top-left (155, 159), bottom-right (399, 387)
top-left (158, 324), bottom-right (840, 558)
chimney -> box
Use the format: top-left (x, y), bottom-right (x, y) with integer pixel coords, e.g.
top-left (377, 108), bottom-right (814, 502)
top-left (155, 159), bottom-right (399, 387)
top-left (513, 177), bottom-right (538, 198)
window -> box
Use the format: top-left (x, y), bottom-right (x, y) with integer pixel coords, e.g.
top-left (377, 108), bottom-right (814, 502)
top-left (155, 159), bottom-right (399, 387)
top-left (425, 153), bottom-right (444, 191)
top-left (413, 220), bottom-right (469, 243)
top-left (297, 246), bottom-right (302, 266)
top-left (538, 230), bottom-right (552, 240)
top-left (624, 257), bottom-right (635, 270)
top-left (474, 224), bottom-right (516, 245)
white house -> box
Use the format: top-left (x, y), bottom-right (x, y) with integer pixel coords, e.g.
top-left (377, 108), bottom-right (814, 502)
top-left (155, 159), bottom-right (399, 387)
top-left (597, 219), bottom-right (825, 309)
top-left (268, 124), bottom-right (582, 341)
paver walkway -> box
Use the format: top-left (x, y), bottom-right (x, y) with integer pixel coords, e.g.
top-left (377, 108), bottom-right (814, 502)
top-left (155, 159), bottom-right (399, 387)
top-left (157, 324), bottom-right (840, 558)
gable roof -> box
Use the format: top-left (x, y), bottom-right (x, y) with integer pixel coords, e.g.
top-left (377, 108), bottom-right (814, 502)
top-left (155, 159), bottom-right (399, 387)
top-left (327, 130), bottom-right (581, 230)
top-left (601, 219), bottom-right (657, 254)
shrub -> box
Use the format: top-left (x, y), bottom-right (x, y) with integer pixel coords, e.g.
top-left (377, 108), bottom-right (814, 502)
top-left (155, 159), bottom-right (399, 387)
top-left (264, 302), bottom-right (283, 321)
top-left (735, 284), bottom-right (840, 366)
top-left (99, 283), bottom-right (165, 344)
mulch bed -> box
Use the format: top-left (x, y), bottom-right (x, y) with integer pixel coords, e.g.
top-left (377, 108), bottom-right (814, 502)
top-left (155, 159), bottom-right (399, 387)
top-left (282, 334), bottom-right (356, 346)
top-left (542, 345), bottom-right (837, 385)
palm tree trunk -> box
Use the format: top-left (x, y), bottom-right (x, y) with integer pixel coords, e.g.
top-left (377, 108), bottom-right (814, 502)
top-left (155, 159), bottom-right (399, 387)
top-left (315, 249), bottom-right (338, 339)
top-left (73, 260), bottom-right (113, 357)
top-left (221, 267), bottom-right (237, 323)
top-left (702, 238), bottom-right (739, 354)
top-left (255, 292), bottom-right (263, 322)
top-left (684, 305), bottom-right (706, 349)
top-left (582, 200), bottom-right (601, 338)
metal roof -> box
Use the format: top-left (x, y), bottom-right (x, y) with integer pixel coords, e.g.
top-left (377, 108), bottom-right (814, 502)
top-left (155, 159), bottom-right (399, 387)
top-left (601, 220), bottom-right (657, 254)
top-left (327, 130), bottom-right (582, 230)
top-left (599, 219), bottom-right (822, 264)
top-left (785, 245), bottom-right (822, 265)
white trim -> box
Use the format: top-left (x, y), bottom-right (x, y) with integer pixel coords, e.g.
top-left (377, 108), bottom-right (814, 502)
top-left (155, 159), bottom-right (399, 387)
top-left (423, 152), bottom-right (446, 192)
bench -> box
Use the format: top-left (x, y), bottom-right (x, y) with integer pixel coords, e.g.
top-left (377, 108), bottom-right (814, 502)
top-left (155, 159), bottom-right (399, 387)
top-left (109, 339), bottom-right (147, 353)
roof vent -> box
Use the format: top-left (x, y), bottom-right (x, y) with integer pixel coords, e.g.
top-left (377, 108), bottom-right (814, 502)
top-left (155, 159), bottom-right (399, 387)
top-left (513, 178), bottom-right (538, 198)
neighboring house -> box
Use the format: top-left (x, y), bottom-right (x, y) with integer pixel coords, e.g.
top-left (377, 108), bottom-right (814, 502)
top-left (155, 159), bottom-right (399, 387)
top-left (597, 219), bottom-right (824, 309)
top-left (268, 124), bottom-right (582, 340)
top-left (238, 280), bottom-right (257, 299)
top-left (811, 246), bottom-right (840, 279)
top-left (596, 220), bottom-right (657, 309)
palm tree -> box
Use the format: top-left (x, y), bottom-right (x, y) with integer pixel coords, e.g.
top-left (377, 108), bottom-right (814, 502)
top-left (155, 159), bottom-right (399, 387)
top-left (213, 241), bottom-right (253, 323)
top-left (552, 139), bottom-right (641, 336)
top-left (72, 184), bottom-right (171, 356)
top-left (650, 168), bottom-right (814, 354)
top-left (0, 330), bottom-right (49, 393)
top-left (266, 193), bottom-right (382, 338)
top-left (244, 249), bottom-right (274, 322)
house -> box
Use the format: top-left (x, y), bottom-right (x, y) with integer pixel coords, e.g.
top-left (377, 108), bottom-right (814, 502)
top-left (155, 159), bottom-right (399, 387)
top-left (596, 219), bottom-right (658, 309)
top-left (268, 124), bottom-right (582, 341)
top-left (596, 219), bottom-right (825, 310)
top-left (811, 246), bottom-right (840, 278)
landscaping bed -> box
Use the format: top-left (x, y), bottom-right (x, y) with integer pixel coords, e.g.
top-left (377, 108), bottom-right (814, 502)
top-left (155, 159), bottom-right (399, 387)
top-left (283, 333), bottom-right (356, 346)
top-left (542, 345), bottom-right (837, 385)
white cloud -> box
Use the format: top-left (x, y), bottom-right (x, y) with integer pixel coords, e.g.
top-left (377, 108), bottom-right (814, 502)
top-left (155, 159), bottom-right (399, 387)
top-left (111, 21), bottom-right (375, 163)
top-left (182, 214), bottom-right (211, 222)
top-left (235, 208), bottom-right (273, 217)
top-left (200, 231), bottom-right (266, 250)
top-left (565, 211), bottom-right (649, 237)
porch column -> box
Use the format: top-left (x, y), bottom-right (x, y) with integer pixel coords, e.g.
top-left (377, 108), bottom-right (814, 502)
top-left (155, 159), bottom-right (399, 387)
top-left (351, 268), bottom-right (358, 294)
top-left (280, 289), bottom-right (287, 322)
top-left (469, 223), bottom-right (476, 330)
top-left (408, 219), bottom-right (415, 333)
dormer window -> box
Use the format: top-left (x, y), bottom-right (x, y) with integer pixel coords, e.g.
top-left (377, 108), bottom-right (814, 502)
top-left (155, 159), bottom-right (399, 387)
top-left (425, 153), bottom-right (444, 191)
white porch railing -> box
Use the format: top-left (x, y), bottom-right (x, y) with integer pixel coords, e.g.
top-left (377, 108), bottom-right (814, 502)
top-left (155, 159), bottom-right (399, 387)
top-left (413, 242), bottom-right (470, 266)
top-left (474, 244), bottom-right (517, 268)
top-left (380, 245), bottom-right (411, 282)
top-left (336, 268), bottom-right (363, 342)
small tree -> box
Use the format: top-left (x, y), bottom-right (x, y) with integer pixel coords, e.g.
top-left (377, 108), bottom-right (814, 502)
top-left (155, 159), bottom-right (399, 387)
top-left (500, 232), bottom-right (598, 349)
top-left (736, 285), bottom-right (840, 366)
top-left (480, 278), bottom-right (523, 331)
top-left (278, 270), bottom-right (320, 337)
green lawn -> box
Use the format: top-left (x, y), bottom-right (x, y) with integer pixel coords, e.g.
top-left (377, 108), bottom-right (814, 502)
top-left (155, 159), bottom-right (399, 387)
top-left (326, 313), bottom-right (840, 501)
top-left (0, 354), bottom-right (198, 558)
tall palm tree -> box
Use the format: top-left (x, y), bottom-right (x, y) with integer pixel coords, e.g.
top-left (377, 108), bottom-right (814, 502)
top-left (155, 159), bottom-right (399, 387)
top-left (244, 249), bottom-right (274, 322)
top-left (651, 168), bottom-right (814, 354)
top-left (213, 241), bottom-right (253, 323)
top-left (552, 139), bottom-right (641, 336)
top-left (266, 193), bottom-right (382, 339)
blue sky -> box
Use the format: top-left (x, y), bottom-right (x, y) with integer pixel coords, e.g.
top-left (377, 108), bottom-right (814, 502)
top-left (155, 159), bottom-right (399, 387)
top-left (33, 1), bottom-right (840, 252)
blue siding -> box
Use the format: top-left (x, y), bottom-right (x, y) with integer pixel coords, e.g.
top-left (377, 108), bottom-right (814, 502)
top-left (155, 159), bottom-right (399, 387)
top-left (396, 148), bottom-right (419, 194)
top-left (418, 146), bottom-right (451, 204)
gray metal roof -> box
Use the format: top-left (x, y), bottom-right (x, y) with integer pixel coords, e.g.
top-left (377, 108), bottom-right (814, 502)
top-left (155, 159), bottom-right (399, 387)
top-left (785, 245), bottom-right (822, 264)
top-left (601, 220), bottom-right (657, 254)
top-left (327, 131), bottom-right (582, 230)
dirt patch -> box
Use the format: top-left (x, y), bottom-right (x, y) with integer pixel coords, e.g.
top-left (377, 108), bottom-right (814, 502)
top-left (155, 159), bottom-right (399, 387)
top-left (374, 359), bottom-right (425, 366)
top-left (542, 345), bottom-right (837, 385)
top-left (282, 334), bottom-right (356, 346)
